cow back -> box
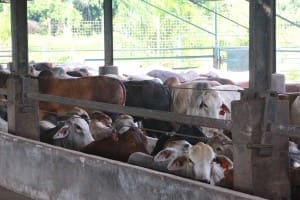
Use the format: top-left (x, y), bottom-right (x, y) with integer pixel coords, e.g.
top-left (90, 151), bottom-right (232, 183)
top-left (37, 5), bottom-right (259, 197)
top-left (124, 80), bottom-right (171, 111)
top-left (39, 76), bottom-right (126, 115)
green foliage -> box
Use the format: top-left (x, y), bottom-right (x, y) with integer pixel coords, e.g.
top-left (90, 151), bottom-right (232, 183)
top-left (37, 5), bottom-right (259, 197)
top-left (28, 0), bottom-right (82, 24)
top-left (0, 4), bottom-right (11, 45)
top-left (73, 0), bottom-right (103, 21)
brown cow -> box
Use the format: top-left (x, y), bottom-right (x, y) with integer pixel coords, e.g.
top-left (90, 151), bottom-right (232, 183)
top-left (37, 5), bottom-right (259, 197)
top-left (38, 76), bottom-right (126, 118)
top-left (89, 111), bottom-right (113, 141)
top-left (81, 127), bottom-right (148, 162)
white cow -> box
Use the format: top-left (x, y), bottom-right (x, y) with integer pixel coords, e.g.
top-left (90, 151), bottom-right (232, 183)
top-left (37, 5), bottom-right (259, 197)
top-left (52, 115), bottom-right (95, 151)
top-left (166, 142), bottom-right (233, 184)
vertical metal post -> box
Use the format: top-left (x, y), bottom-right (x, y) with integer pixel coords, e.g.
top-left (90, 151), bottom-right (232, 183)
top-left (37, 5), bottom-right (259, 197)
top-left (213, 1), bottom-right (220, 69)
top-left (99, 0), bottom-right (118, 75)
top-left (104, 0), bottom-right (113, 67)
top-left (8, 0), bottom-right (39, 140)
top-left (249, 0), bottom-right (276, 92)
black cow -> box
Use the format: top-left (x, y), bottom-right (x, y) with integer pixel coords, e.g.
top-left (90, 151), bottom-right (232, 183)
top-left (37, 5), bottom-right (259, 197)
top-left (123, 80), bottom-right (173, 137)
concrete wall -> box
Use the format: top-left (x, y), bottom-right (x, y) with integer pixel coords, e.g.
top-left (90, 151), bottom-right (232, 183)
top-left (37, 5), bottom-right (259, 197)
top-left (0, 132), bottom-right (265, 200)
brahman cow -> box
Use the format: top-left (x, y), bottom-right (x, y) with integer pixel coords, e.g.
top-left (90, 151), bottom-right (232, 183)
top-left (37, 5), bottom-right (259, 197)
top-left (81, 127), bottom-right (148, 162)
top-left (123, 80), bottom-right (173, 137)
top-left (170, 81), bottom-right (228, 119)
top-left (155, 141), bottom-right (233, 184)
top-left (40, 114), bottom-right (94, 151)
top-left (38, 76), bottom-right (126, 118)
top-left (89, 111), bottom-right (113, 141)
top-left (150, 125), bottom-right (207, 156)
top-left (147, 69), bottom-right (186, 82)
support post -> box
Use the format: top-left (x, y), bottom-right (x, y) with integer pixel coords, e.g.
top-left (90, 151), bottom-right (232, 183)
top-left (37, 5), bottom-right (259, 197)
top-left (249, 0), bottom-right (276, 92)
top-left (99, 0), bottom-right (118, 75)
top-left (8, 0), bottom-right (39, 139)
top-left (232, 98), bottom-right (290, 199)
top-left (232, 0), bottom-right (290, 199)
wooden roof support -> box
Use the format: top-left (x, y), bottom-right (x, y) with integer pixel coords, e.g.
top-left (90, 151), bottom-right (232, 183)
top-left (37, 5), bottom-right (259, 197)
top-left (8, 0), bottom-right (39, 140)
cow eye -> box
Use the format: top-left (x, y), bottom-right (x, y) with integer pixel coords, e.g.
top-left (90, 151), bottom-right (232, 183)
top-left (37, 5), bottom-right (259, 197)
top-left (216, 147), bottom-right (222, 152)
top-left (199, 102), bottom-right (208, 109)
top-left (188, 158), bottom-right (194, 164)
top-left (75, 124), bottom-right (82, 132)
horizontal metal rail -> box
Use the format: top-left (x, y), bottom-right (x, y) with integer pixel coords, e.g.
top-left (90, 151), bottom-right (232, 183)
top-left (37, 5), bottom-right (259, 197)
top-left (85, 55), bottom-right (213, 62)
top-left (29, 47), bottom-right (215, 52)
top-left (271, 124), bottom-right (300, 139)
top-left (27, 92), bottom-right (232, 130)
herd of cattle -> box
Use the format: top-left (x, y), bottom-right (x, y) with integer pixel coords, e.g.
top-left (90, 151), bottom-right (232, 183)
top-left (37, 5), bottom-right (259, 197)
top-left (0, 61), bottom-right (300, 197)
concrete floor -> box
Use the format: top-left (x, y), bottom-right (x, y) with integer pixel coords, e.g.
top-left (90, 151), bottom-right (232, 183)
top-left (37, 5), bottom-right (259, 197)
top-left (0, 186), bottom-right (32, 200)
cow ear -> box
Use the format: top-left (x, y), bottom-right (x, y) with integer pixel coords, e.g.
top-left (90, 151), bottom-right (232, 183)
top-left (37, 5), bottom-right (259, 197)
top-left (214, 155), bottom-right (233, 170)
top-left (53, 126), bottom-right (69, 139)
top-left (210, 162), bottom-right (225, 185)
top-left (154, 148), bottom-right (177, 162)
top-left (219, 104), bottom-right (230, 116)
top-left (167, 156), bottom-right (189, 171)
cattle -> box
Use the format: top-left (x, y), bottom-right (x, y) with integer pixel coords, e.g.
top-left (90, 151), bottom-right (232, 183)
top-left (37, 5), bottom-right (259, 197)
top-left (123, 74), bottom-right (163, 84)
top-left (28, 61), bottom-right (53, 77)
top-left (0, 71), bottom-right (9, 88)
top-left (215, 168), bottom-right (234, 189)
top-left (128, 140), bottom-right (194, 178)
top-left (290, 167), bottom-right (300, 200)
top-left (112, 114), bottom-right (137, 134)
top-left (89, 111), bottom-right (113, 141)
top-left (150, 125), bottom-right (207, 156)
top-left (289, 141), bottom-right (300, 168)
top-left (286, 83), bottom-right (300, 93)
top-left (170, 81), bottom-right (229, 119)
top-left (37, 67), bottom-right (75, 79)
top-left (66, 68), bottom-right (89, 77)
top-left (81, 127), bottom-right (148, 162)
top-left (0, 116), bottom-right (7, 132)
top-left (38, 76), bottom-right (126, 118)
top-left (211, 84), bottom-right (243, 120)
top-left (157, 141), bottom-right (233, 184)
top-left (167, 142), bottom-right (215, 183)
top-left (66, 106), bottom-right (90, 122)
top-left (154, 140), bottom-right (192, 163)
top-left (40, 114), bottom-right (94, 151)
top-left (147, 69), bottom-right (186, 82)
top-left (206, 131), bottom-right (233, 160)
top-left (163, 76), bottom-right (181, 88)
top-left (291, 96), bottom-right (300, 125)
top-left (123, 80), bottom-right (173, 137)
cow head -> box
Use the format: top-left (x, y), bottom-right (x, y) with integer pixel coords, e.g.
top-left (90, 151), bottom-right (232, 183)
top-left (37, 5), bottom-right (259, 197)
top-left (113, 114), bottom-right (137, 134)
top-left (154, 140), bottom-right (192, 163)
top-left (167, 142), bottom-right (215, 183)
top-left (206, 131), bottom-right (233, 160)
top-left (89, 111), bottom-right (113, 141)
top-left (187, 90), bottom-right (230, 119)
top-left (67, 107), bottom-right (90, 123)
top-left (167, 142), bottom-right (233, 184)
top-left (53, 115), bottom-right (94, 150)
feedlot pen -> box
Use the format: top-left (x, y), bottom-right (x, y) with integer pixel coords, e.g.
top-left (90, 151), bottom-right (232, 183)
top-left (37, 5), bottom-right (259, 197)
top-left (0, 1), bottom-right (299, 200)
